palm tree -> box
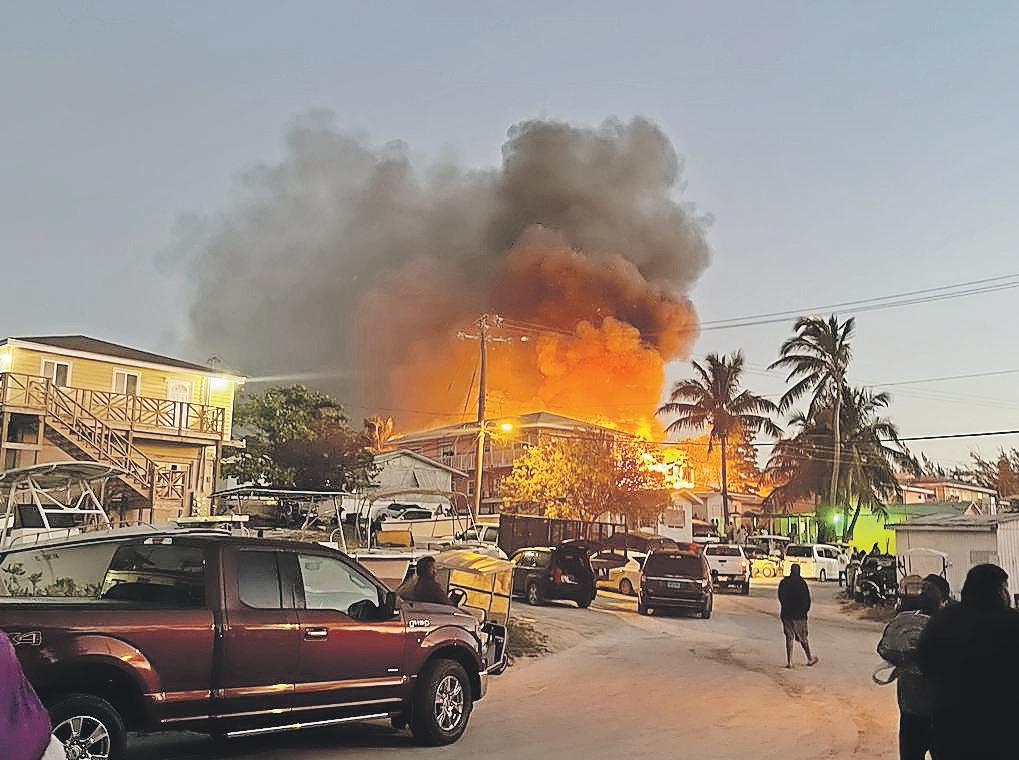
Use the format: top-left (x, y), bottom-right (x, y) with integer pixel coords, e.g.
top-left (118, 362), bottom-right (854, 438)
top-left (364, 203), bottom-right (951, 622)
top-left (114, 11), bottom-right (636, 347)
top-left (658, 351), bottom-right (781, 528)
top-left (769, 315), bottom-right (855, 508)
top-left (763, 387), bottom-right (918, 541)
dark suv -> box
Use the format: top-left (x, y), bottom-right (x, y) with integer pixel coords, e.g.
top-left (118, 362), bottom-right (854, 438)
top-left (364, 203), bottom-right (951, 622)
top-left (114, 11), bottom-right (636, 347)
top-left (509, 541), bottom-right (597, 608)
top-left (638, 549), bottom-right (713, 618)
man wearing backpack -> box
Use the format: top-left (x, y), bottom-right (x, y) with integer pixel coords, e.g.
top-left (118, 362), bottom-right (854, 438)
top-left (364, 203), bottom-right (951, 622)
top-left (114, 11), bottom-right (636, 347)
top-left (918, 564), bottom-right (1019, 759)
top-left (878, 580), bottom-right (948, 760)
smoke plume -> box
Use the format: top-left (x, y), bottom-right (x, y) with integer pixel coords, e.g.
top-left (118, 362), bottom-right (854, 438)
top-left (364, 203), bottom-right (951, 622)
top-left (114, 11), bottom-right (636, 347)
top-left (182, 113), bottom-right (711, 433)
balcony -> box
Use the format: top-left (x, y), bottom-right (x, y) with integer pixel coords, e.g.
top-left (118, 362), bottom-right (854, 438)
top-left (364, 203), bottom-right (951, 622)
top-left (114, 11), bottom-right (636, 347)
top-left (0, 372), bottom-right (226, 439)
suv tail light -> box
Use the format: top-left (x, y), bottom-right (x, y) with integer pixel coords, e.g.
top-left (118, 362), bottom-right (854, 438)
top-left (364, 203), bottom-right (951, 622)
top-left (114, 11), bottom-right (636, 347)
top-left (741, 560), bottom-right (748, 570)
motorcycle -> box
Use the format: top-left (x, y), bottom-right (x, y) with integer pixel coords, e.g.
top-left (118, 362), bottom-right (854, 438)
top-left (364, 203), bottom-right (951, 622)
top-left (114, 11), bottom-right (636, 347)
top-left (855, 554), bottom-right (898, 605)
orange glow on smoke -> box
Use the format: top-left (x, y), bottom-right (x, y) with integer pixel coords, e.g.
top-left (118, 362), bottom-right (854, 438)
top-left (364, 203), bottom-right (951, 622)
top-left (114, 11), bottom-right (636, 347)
top-left (362, 228), bottom-right (699, 436)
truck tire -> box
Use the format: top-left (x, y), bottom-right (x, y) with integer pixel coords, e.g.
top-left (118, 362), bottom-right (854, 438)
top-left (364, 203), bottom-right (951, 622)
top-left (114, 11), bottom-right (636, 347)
top-left (411, 659), bottom-right (473, 746)
top-left (49, 692), bottom-right (127, 760)
top-left (637, 600), bottom-right (649, 616)
top-left (819, 569), bottom-right (827, 583)
top-left (741, 581), bottom-right (751, 596)
top-left (577, 595), bottom-right (593, 609)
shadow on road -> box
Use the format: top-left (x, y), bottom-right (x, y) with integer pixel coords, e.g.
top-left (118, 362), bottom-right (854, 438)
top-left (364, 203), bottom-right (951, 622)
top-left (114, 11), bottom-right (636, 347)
top-left (130, 722), bottom-right (413, 759)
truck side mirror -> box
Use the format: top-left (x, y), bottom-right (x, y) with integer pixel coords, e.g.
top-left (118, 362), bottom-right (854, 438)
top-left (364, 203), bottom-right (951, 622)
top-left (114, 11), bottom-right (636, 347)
top-left (383, 590), bottom-right (399, 618)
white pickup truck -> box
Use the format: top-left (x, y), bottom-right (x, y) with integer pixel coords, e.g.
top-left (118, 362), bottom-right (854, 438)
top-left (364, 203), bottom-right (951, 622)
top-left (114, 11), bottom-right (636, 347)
top-left (703, 543), bottom-right (751, 595)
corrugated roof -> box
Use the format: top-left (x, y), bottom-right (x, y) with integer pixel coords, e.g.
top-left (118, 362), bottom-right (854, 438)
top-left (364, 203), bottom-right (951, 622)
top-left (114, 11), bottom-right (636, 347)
top-left (394, 411), bottom-right (626, 444)
top-left (892, 513), bottom-right (1019, 530)
top-left (373, 449), bottom-right (467, 477)
top-left (4, 335), bottom-right (233, 375)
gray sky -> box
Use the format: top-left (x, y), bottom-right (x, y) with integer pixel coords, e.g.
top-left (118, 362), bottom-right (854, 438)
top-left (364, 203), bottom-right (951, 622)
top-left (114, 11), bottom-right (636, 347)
top-left (3, 1), bottom-right (1018, 466)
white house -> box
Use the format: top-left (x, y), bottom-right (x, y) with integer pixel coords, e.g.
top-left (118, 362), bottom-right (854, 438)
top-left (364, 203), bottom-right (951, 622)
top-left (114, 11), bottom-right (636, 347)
top-left (893, 513), bottom-right (1019, 597)
top-left (362, 449), bottom-right (467, 511)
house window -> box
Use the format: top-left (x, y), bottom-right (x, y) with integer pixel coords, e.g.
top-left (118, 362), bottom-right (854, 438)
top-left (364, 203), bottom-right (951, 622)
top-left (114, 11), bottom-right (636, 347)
top-left (42, 360), bottom-right (70, 387)
top-left (113, 371), bottom-right (140, 396)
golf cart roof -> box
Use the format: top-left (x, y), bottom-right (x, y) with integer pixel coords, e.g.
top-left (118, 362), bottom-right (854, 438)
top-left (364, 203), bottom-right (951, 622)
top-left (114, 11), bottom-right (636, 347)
top-left (212, 487), bottom-right (354, 499)
top-left (0, 462), bottom-right (127, 493)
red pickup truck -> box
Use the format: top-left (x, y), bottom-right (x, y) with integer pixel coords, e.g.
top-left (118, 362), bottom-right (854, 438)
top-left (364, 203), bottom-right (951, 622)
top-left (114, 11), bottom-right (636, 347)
top-left (0, 531), bottom-right (505, 759)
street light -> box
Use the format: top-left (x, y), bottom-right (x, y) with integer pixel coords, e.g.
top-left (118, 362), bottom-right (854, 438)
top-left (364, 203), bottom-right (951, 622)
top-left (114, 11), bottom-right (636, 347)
top-left (500, 422), bottom-right (513, 433)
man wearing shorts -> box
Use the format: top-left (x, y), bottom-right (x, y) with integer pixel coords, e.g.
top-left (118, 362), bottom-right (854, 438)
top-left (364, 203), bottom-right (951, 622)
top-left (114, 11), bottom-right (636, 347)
top-left (779, 563), bottom-right (819, 668)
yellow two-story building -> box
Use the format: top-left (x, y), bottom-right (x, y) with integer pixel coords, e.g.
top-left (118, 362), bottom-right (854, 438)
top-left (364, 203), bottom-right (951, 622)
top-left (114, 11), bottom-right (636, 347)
top-left (0, 335), bottom-right (244, 524)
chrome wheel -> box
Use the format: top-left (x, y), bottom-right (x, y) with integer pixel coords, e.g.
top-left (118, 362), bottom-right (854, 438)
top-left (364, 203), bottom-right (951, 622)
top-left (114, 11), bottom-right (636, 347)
top-left (54, 715), bottom-right (111, 760)
top-left (620, 578), bottom-right (634, 596)
top-left (434, 674), bottom-right (465, 732)
top-left (527, 583), bottom-right (540, 605)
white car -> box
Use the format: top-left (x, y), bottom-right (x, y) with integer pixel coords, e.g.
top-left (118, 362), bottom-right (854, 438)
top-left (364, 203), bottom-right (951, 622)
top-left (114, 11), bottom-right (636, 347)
top-left (703, 544), bottom-right (751, 594)
top-left (783, 543), bottom-right (842, 582)
top-left (592, 550), bottom-right (646, 596)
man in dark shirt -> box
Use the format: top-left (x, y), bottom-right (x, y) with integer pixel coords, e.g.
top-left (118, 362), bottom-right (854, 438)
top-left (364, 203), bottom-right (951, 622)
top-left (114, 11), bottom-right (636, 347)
top-left (778, 563), bottom-right (818, 668)
top-left (397, 556), bottom-right (452, 605)
top-left (918, 563), bottom-right (1019, 759)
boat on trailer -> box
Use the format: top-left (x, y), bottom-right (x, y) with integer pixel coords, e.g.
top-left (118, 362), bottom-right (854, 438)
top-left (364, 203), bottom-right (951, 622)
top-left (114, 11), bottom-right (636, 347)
top-left (0, 461), bottom-right (125, 549)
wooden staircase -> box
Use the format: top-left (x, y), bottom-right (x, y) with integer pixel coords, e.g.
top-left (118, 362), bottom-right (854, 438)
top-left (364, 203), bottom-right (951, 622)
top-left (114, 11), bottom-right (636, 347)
top-left (43, 384), bottom-right (157, 503)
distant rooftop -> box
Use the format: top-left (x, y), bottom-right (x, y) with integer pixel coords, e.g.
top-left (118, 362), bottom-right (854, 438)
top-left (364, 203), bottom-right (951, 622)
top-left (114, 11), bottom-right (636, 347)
top-left (893, 512), bottom-right (1019, 531)
top-left (3, 335), bottom-right (239, 376)
top-left (907, 477), bottom-right (997, 496)
top-left (394, 410), bottom-right (629, 444)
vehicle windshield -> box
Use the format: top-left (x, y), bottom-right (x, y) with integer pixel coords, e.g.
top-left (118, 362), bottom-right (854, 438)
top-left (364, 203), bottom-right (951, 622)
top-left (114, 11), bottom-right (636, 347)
top-left (785, 545), bottom-right (813, 558)
top-left (706, 545), bottom-right (741, 556)
top-left (644, 554), bottom-right (703, 578)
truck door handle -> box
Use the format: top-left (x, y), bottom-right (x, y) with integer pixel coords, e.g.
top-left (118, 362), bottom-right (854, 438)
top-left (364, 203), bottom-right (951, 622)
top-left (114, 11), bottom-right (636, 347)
top-left (304, 627), bottom-right (329, 640)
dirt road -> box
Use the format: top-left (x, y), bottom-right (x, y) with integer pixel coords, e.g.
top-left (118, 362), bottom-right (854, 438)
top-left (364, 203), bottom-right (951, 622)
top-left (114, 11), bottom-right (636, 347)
top-left (131, 580), bottom-right (898, 759)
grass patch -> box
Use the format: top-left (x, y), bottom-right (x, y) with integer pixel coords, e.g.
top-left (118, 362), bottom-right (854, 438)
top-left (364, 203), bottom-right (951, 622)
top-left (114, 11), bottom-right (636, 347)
top-left (507, 617), bottom-right (551, 662)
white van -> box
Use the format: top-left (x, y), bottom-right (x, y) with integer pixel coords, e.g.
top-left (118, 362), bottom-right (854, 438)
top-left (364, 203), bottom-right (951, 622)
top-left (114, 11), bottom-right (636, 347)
top-left (782, 543), bottom-right (842, 582)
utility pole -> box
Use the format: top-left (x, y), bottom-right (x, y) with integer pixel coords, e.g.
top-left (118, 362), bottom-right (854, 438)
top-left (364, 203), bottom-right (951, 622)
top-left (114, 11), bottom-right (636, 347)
top-left (458, 314), bottom-right (514, 518)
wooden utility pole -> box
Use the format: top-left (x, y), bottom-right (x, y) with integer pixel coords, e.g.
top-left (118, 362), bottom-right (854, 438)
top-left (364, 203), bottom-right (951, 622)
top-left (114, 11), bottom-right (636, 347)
top-left (458, 314), bottom-right (513, 518)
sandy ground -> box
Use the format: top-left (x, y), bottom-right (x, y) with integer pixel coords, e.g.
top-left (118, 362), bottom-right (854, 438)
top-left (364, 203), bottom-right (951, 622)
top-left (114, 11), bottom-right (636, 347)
top-left (130, 579), bottom-right (898, 759)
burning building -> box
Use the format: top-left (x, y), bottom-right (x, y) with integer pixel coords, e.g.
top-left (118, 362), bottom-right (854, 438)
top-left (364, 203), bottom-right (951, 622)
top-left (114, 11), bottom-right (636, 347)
top-left (182, 115), bottom-right (712, 437)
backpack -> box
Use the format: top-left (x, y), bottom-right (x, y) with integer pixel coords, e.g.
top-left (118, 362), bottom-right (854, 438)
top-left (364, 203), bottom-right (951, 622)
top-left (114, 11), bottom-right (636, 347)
top-left (877, 610), bottom-right (929, 667)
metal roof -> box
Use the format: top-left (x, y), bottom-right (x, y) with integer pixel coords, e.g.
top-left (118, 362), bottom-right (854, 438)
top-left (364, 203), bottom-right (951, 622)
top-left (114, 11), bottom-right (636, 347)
top-left (3, 335), bottom-right (240, 376)
top-left (0, 462), bottom-right (128, 492)
top-left (892, 513), bottom-right (1019, 531)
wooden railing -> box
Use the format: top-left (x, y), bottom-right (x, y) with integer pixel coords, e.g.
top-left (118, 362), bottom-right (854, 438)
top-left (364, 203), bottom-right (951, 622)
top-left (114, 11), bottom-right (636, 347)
top-left (44, 384), bottom-right (156, 497)
top-left (0, 373), bottom-right (225, 437)
top-left (155, 468), bottom-right (187, 500)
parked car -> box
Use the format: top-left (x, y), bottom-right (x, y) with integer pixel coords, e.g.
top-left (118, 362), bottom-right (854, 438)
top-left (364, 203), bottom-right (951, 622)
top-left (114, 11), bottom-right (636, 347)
top-left (603, 531), bottom-right (678, 554)
top-left (744, 545), bottom-right (782, 578)
top-left (456, 524), bottom-right (500, 547)
top-left (782, 543), bottom-right (842, 581)
top-left (0, 531), bottom-right (505, 758)
top-left (638, 549), bottom-right (713, 618)
top-left (703, 543), bottom-right (751, 594)
top-left (509, 541), bottom-right (597, 608)
top-left (591, 550), bottom-right (646, 596)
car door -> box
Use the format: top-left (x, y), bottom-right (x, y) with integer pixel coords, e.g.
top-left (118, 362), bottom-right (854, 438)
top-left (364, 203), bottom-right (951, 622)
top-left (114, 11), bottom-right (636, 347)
top-left (216, 546), bottom-right (301, 729)
top-left (290, 551), bottom-right (409, 714)
top-left (511, 550), bottom-right (533, 595)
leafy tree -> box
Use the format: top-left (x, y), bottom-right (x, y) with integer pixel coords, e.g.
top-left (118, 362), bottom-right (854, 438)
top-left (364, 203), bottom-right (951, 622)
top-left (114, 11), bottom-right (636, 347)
top-left (769, 315), bottom-right (855, 508)
top-left (951, 449), bottom-right (1019, 501)
top-left (657, 351), bottom-right (780, 528)
top-left (226, 385), bottom-right (377, 490)
top-left (500, 433), bottom-right (671, 526)
top-left (764, 387), bottom-right (918, 541)
top-left (364, 416), bottom-right (395, 452)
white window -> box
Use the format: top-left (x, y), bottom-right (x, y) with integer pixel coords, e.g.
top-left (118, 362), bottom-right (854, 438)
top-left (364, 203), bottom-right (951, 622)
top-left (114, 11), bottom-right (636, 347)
top-left (113, 371), bottom-right (140, 396)
top-left (42, 360), bottom-right (70, 387)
